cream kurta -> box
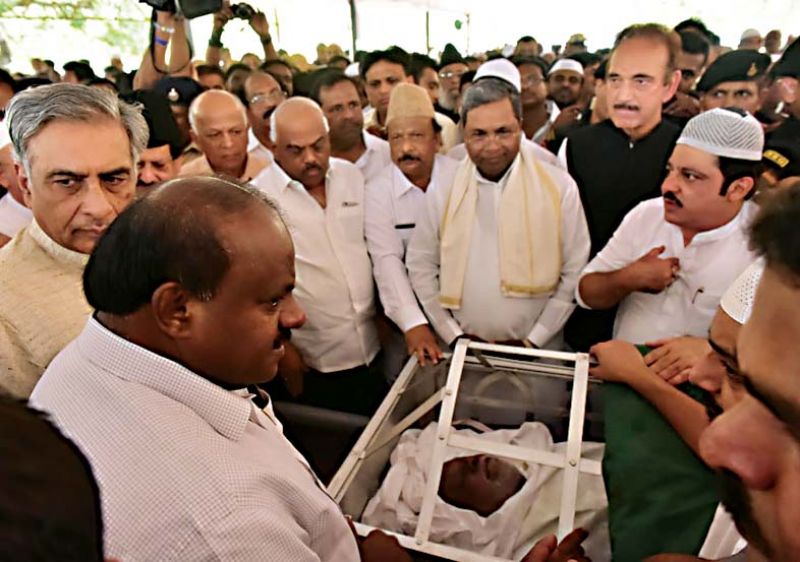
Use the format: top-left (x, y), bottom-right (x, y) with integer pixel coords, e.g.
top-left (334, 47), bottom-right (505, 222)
top-left (0, 220), bottom-right (91, 397)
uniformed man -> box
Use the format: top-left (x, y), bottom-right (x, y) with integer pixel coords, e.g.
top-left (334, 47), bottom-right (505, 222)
top-left (559, 23), bottom-right (682, 351)
top-left (364, 83), bottom-right (458, 366)
top-left (768, 37), bottom-right (800, 145)
top-left (696, 49), bottom-right (771, 116)
top-left (151, 76), bottom-right (204, 165)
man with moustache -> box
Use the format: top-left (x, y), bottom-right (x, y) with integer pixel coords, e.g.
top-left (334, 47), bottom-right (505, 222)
top-left (0, 84), bottom-right (147, 398)
top-left (513, 55), bottom-right (560, 144)
top-left (252, 98), bottom-right (385, 416)
top-left (122, 90), bottom-right (184, 195)
top-left (180, 90), bottom-right (269, 182)
top-left (696, 50), bottom-right (771, 116)
top-left (365, 83), bottom-right (458, 367)
top-left (435, 43), bottom-right (468, 123)
top-left (559, 24), bottom-right (683, 352)
top-left (546, 58), bottom-right (584, 111)
top-left (243, 70), bottom-right (285, 164)
top-left (313, 70), bottom-right (392, 184)
top-left (30, 177), bottom-right (409, 562)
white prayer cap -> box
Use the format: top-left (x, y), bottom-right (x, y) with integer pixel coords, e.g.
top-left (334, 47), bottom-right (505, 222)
top-left (720, 261), bottom-right (764, 324)
top-left (474, 58), bottom-right (521, 93)
top-left (344, 62), bottom-right (360, 78)
top-left (677, 107), bottom-right (764, 161)
top-left (0, 122), bottom-right (10, 149)
top-left (547, 58), bottom-right (584, 77)
top-left (741, 28), bottom-right (761, 41)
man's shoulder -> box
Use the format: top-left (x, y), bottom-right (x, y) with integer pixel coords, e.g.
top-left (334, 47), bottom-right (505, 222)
top-left (178, 155), bottom-right (211, 177)
top-left (364, 162), bottom-right (395, 193)
top-left (330, 157), bottom-right (365, 184)
top-left (621, 197), bottom-right (666, 225)
top-left (434, 111), bottom-right (457, 128)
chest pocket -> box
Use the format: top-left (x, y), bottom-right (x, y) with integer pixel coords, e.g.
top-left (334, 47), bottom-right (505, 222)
top-left (686, 291), bottom-right (721, 337)
top-left (334, 202), bottom-right (365, 245)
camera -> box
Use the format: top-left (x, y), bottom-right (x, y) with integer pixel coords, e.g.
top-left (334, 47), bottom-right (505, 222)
top-left (139, 0), bottom-right (222, 19)
top-left (230, 2), bottom-right (256, 20)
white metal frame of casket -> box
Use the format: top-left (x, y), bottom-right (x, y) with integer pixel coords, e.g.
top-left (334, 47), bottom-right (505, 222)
top-left (328, 339), bottom-right (602, 562)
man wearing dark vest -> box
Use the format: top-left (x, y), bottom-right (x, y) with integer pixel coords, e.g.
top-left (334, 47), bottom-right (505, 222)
top-left (558, 23), bottom-right (682, 351)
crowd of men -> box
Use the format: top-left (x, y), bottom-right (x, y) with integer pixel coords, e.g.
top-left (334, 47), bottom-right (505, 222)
top-left (0, 5), bottom-right (799, 562)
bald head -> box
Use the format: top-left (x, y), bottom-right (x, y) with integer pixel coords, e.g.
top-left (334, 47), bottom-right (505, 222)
top-left (188, 90), bottom-right (249, 177)
top-left (272, 98), bottom-right (331, 190)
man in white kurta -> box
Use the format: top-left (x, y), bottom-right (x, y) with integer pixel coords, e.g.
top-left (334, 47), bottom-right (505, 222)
top-left (0, 124), bottom-right (32, 246)
top-left (578, 108), bottom-right (764, 381)
top-left (365, 83), bottom-right (459, 365)
top-left (406, 69), bottom-right (590, 349)
top-left (0, 84), bottom-right (144, 397)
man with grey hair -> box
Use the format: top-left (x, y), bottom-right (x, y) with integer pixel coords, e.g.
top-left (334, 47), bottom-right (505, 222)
top-left (0, 83), bottom-right (147, 398)
top-left (407, 73), bottom-right (590, 350)
top-left (252, 97), bottom-right (386, 415)
top-left (180, 89), bottom-right (269, 182)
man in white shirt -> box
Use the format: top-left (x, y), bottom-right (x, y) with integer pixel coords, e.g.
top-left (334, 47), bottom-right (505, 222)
top-left (31, 176), bottom-right (407, 562)
top-left (180, 90), bottom-right (268, 182)
top-left (243, 70), bottom-right (284, 164)
top-left (253, 97), bottom-right (385, 415)
top-left (406, 70), bottom-right (590, 349)
top-left (312, 70), bottom-right (392, 184)
top-left (0, 123), bottom-right (31, 247)
top-left (577, 108), bottom-right (764, 383)
top-left (365, 83), bottom-right (458, 366)
top-left (360, 49), bottom-right (459, 153)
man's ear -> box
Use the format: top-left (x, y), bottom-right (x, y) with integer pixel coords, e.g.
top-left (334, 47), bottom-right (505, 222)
top-left (726, 176), bottom-right (755, 202)
top-left (663, 69), bottom-right (682, 102)
top-left (151, 282), bottom-right (195, 339)
top-left (15, 161), bottom-right (33, 207)
top-left (189, 129), bottom-right (199, 146)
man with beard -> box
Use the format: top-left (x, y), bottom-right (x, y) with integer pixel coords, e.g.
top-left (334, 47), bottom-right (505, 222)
top-left (361, 49), bottom-right (458, 152)
top-left (578, 108), bottom-right (762, 379)
top-left (436, 44), bottom-right (468, 123)
top-left (252, 98), bottom-right (385, 416)
top-left (546, 58), bottom-right (584, 110)
top-left (698, 180), bottom-right (800, 562)
top-left (0, 84), bottom-right (146, 398)
top-left (559, 24), bottom-right (683, 352)
top-left (180, 90), bottom-right (268, 182)
top-left (365, 83), bottom-right (458, 367)
top-left (313, 70), bottom-right (391, 184)
top-left (122, 90), bottom-right (184, 195)
top-left (243, 70), bottom-right (285, 164)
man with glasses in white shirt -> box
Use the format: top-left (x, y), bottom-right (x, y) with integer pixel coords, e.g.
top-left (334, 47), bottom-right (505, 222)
top-left (243, 70), bottom-right (284, 165)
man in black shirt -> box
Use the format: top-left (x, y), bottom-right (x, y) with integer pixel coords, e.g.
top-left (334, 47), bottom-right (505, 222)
top-left (560, 23), bottom-right (682, 351)
top-left (768, 37), bottom-right (800, 146)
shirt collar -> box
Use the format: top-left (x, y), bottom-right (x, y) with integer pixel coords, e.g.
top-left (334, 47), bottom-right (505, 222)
top-left (690, 201), bottom-right (755, 245)
top-left (27, 218), bottom-right (89, 268)
top-left (76, 316), bottom-right (252, 441)
top-left (392, 155), bottom-right (442, 198)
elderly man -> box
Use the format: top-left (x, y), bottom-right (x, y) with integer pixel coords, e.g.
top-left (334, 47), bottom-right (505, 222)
top-left (560, 24), bottom-right (683, 351)
top-left (0, 125), bottom-right (31, 246)
top-left (436, 43), bottom-right (468, 123)
top-left (180, 89), bottom-right (268, 182)
top-left (738, 28), bottom-right (763, 51)
top-left (578, 108), bottom-right (762, 382)
top-left (696, 50), bottom-right (771, 115)
top-left (407, 75), bottom-right (590, 349)
top-left (30, 176), bottom-right (408, 562)
top-left (361, 49), bottom-right (458, 152)
top-left (0, 84), bottom-right (146, 398)
top-left (243, 70), bottom-right (284, 164)
top-left (365, 83), bottom-right (459, 366)
top-left (546, 58), bottom-right (584, 110)
top-left (252, 98), bottom-right (385, 416)
top-left (312, 70), bottom-right (391, 184)
top-left (122, 90), bottom-right (184, 195)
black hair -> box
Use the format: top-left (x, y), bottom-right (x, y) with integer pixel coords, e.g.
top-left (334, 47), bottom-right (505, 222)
top-left (719, 156), bottom-right (763, 199)
top-left (749, 179), bottom-right (800, 277)
top-left (224, 62), bottom-right (252, 82)
top-left (310, 69), bottom-right (357, 105)
top-left (0, 67), bottom-right (16, 93)
top-left (360, 49), bottom-right (410, 80)
top-left (84, 177), bottom-right (278, 316)
top-left (63, 61), bottom-right (96, 82)
top-left (225, 63), bottom-right (253, 106)
top-left (196, 64), bottom-right (225, 79)
top-left (517, 35), bottom-right (536, 43)
top-left (674, 18), bottom-right (712, 40)
top-left (569, 51), bottom-right (602, 69)
top-left (460, 70), bottom-right (476, 90)
top-left (511, 55), bottom-right (549, 78)
top-left (328, 54), bottom-right (351, 66)
top-left (261, 58), bottom-right (293, 74)
top-left (0, 395), bottom-right (104, 561)
top-left (679, 30), bottom-right (710, 64)
top-left (87, 77), bottom-right (119, 92)
top-left (408, 53), bottom-right (438, 83)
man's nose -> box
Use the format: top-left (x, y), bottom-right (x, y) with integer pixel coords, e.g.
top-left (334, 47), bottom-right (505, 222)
top-left (280, 295), bottom-right (306, 329)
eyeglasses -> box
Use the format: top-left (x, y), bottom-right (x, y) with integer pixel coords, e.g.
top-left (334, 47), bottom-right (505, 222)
top-left (464, 128), bottom-right (520, 147)
top-left (249, 90), bottom-right (284, 107)
top-left (439, 70), bottom-right (466, 80)
top-left (521, 75), bottom-right (545, 86)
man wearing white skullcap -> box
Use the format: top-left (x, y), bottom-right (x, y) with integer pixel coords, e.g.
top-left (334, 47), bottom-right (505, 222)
top-left (580, 107), bottom-right (763, 381)
top-left (547, 58), bottom-right (584, 110)
top-left (0, 123), bottom-right (32, 247)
